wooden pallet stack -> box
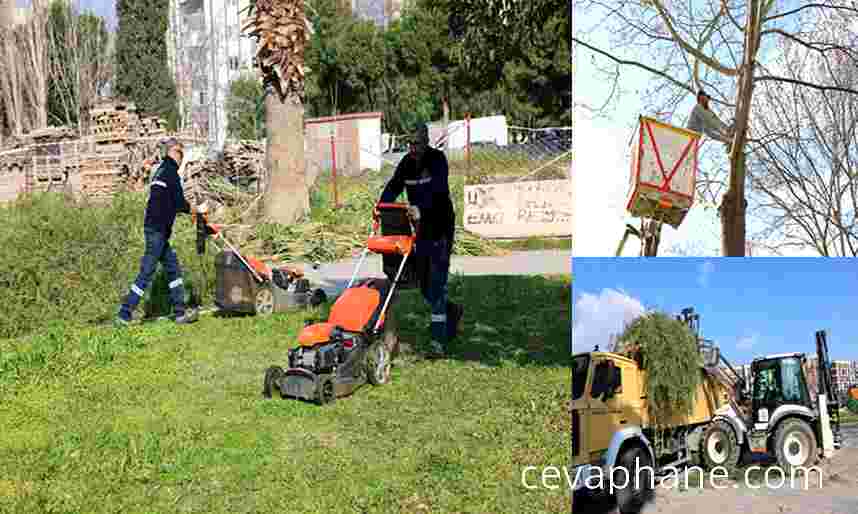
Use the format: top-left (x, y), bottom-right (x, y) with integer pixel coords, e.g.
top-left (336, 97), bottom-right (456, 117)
top-left (137, 116), bottom-right (167, 139)
top-left (79, 152), bottom-right (128, 201)
top-left (26, 136), bottom-right (84, 194)
top-left (88, 101), bottom-right (137, 150)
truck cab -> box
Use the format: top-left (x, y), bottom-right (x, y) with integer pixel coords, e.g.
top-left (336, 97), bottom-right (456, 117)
top-left (572, 346), bottom-right (730, 514)
top-left (571, 351), bottom-right (655, 514)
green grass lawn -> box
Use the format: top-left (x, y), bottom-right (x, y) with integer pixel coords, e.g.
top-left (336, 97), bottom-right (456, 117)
top-left (0, 274), bottom-right (571, 514)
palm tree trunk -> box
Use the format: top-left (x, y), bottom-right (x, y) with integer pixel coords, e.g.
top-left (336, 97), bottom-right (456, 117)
top-left (264, 92), bottom-right (309, 224)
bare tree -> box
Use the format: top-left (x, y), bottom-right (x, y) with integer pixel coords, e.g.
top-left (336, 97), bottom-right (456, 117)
top-left (0, 0), bottom-right (48, 137)
top-left (574, 0), bottom-right (858, 256)
top-left (20, 0), bottom-right (48, 130)
top-left (747, 19), bottom-right (858, 256)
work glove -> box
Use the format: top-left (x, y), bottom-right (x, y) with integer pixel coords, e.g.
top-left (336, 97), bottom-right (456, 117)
top-left (196, 201), bottom-right (209, 214)
top-left (407, 205), bottom-right (420, 221)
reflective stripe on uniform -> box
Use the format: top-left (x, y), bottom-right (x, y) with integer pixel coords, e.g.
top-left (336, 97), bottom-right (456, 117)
top-left (131, 284), bottom-right (145, 297)
top-left (151, 180), bottom-right (167, 188)
top-left (169, 278), bottom-right (183, 289)
top-left (405, 178), bottom-right (432, 185)
top-left (431, 314), bottom-right (447, 322)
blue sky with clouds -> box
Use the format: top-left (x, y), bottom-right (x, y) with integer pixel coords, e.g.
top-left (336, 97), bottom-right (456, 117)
top-left (572, 258), bottom-right (858, 363)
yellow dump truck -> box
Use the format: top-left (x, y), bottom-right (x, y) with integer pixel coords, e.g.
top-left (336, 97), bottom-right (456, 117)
top-left (571, 350), bottom-right (732, 513)
top-left (571, 308), bottom-right (842, 514)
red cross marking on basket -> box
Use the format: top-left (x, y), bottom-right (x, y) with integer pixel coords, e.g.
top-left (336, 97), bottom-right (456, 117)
top-left (644, 120), bottom-right (696, 193)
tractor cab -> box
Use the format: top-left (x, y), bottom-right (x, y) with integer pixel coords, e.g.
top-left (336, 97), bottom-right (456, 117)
top-left (748, 353), bottom-right (812, 421)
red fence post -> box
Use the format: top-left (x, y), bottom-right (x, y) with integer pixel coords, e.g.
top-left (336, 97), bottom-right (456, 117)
top-left (330, 133), bottom-right (338, 209)
top-left (465, 112), bottom-right (471, 173)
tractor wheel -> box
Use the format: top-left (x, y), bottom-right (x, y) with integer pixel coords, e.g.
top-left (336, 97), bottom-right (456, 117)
top-left (262, 366), bottom-right (285, 398)
top-left (367, 340), bottom-right (392, 385)
top-left (774, 419), bottom-right (817, 474)
top-left (317, 378), bottom-right (336, 405)
top-left (255, 285), bottom-right (274, 316)
top-left (701, 420), bottom-right (741, 473)
top-left (614, 445), bottom-right (654, 514)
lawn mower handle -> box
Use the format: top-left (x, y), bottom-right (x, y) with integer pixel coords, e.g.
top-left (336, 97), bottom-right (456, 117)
top-left (193, 211), bottom-right (218, 256)
top-left (373, 202), bottom-right (419, 238)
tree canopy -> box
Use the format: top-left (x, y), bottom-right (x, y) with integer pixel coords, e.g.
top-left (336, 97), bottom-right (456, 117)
top-left (114, 0), bottom-right (177, 125)
top-left (303, 0), bottom-right (570, 134)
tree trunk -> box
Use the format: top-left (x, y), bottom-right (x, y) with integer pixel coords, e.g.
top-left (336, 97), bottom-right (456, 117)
top-left (719, 1), bottom-right (763, 257)
top-left (720, 150), bottom-right (747, 256)
top-left (264, 93), bottom-right (308, 224)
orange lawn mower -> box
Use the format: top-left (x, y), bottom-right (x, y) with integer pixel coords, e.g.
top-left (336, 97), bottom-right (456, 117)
top-left (193, 211), bottom-right (328, 315)
top-left (262, 203), bottom-right (420, 404)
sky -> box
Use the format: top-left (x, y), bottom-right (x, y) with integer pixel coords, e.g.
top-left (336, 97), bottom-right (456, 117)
top-left (571, 258), bottom-right (858, 363)
top-left (17, 0), bottom-right (116, 29)
top-left (572, 2), bottom-right (823, 257)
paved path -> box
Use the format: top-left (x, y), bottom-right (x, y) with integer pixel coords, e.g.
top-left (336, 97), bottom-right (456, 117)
top-left (296, 250), bottom-right (570, 297)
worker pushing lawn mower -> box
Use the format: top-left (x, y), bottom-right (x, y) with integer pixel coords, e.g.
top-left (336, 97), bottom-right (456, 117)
top-left (116, 138), bottom-right (203, 326)
top-left (378, 122), bottom-right (464, 357)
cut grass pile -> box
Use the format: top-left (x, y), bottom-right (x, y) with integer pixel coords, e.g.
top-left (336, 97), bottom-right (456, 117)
top-left (0, 274), bottom-right (571, 514)
top-left (616, 312), bottom-right (703, 427)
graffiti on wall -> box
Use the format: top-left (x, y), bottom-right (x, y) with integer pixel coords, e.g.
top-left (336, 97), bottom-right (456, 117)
top-left (463, 179), bottom-right (571, 238)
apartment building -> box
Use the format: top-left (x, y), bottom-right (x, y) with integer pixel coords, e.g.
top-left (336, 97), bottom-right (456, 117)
top-left (167, 0), bottom-right (257, 154)
top-left (166, 0), bottom-right (406, 153)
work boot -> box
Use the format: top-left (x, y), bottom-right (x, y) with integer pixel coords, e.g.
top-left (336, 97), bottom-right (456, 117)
top-left (175, 308), bottom-right (199, 324)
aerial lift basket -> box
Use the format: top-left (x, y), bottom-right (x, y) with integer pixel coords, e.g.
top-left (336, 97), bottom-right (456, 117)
top-left (626, 116), bottom-right (701, 228)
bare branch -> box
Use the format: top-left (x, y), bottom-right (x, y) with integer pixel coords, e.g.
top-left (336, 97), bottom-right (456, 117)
top-left (764, 3), bottom-right (858, 24)
top-left (754, 75), bottom-right (858, 95)
top-left (573, 37), bottom-right (696, 94)
top-left (648, 0), bottom-right (738, 75)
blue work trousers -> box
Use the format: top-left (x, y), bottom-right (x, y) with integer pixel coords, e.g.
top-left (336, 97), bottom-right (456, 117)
top-left (118, 228), bottom-right (186, 320)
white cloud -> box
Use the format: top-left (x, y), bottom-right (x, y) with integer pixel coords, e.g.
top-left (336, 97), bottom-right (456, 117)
top-left (737, 333), bottom-right (759, 351)
top-left (697, 260), bottom-right (715, 287)
top-left (573, 288), bottom-right (646, 353)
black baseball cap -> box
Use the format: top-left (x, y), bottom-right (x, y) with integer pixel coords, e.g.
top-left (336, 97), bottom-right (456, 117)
top-left (697, 90), bottom-right (711, 99)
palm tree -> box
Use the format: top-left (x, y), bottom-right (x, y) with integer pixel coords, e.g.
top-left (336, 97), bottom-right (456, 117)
top-left (242, 0), bottom-right (313, 224)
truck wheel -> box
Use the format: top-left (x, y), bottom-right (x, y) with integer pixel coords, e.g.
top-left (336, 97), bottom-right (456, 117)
top-left (614, 445), bottom-right (654, 514)
top-left (701, 420), bottom-right (740, 473)
top-left (774, 419), bottom-right (817, 473)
